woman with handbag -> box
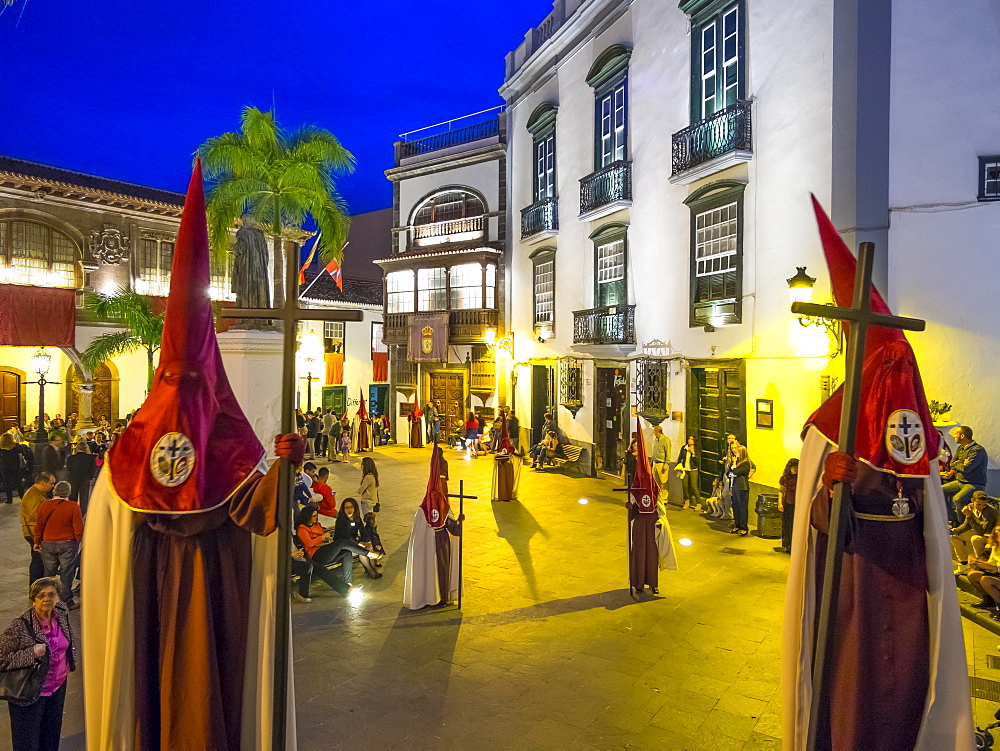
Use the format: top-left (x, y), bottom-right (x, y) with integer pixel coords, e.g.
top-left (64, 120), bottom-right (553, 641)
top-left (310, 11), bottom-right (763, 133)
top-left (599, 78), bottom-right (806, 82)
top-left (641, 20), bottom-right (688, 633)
top-left (0, 577), bottom-right (76, 751)
top-left (358, 457), bottom-right (385, 560)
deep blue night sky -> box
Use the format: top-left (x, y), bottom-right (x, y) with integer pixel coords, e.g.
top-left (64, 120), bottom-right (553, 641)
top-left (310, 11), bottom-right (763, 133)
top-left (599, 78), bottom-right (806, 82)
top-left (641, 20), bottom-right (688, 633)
top-left (0, 0), bottom-right (553, 215)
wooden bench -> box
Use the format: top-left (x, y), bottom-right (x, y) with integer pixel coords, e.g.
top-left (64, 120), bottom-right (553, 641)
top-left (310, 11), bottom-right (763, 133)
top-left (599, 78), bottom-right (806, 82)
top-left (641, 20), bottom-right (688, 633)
top-left (546, 444), bottom-right (584, 474)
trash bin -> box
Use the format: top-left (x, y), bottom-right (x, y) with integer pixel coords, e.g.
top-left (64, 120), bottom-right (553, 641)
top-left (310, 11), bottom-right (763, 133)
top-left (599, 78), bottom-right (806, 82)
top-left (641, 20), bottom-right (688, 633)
top-left (755, 493), bottom-right (782, 539)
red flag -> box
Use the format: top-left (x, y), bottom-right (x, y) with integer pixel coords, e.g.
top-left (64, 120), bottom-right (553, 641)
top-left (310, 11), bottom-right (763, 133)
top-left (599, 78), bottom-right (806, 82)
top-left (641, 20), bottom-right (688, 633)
top-left (297, 236), bottom-right (319, 286)
top-left (629, 417), bottom-right (658, 513)
top-left (324, 255), bottom-right (343, 291)
top-left (107, 159), bottom-right (264, 513)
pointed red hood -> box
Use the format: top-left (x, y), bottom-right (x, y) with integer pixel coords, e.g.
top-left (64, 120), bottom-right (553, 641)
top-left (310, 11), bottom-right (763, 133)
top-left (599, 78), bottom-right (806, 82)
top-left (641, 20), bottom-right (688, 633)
top-left (494, 416), bottom-right (516, 456)
top-left (804, 196), bottom-right (938, 475)
top-left (630, 418), bottom-right (658, 513)
top-left (357, 389), bottom-right (368, 420)
top-left (411, 393), bottom-right (422, 419)
top-left (108, 159), bottom-right (264, 512)
top-left (419, 444), bottom-right (451, 529)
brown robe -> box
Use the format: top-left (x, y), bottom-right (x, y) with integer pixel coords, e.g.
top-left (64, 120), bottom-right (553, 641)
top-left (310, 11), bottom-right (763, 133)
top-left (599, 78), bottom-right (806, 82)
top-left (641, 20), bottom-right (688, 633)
top-left (811, 463), bottom-right (929, 751)
top-left (628, 503), bottom-right (658, 590)
top-left (494, 455), bottom-right (515, 501)
top-left (409, 417), bottom-right (423, 449)
top-left (132, 463), bottom-right (278, 751)
top-left (434, 517), bottom-right (462, 604)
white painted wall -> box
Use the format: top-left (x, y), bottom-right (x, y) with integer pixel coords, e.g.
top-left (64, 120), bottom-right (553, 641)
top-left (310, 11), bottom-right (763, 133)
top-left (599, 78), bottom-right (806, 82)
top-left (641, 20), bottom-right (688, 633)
top-left (888, 0), bottom-right (1000, 469)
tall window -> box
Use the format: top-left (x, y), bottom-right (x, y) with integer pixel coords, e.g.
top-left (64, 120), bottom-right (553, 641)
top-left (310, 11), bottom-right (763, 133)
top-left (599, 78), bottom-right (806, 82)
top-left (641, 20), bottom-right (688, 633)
top-left (386, 269), bottom-right (414, 313)
top-left (534, 132), bottom-right (556, 201)
top-left (449, 263), bottom-right (482, 310)
top-left (685, 180), bottom-right (745, 326)
top-left (324, 321), bottom-right (344, 353)
top-left (597, 81), bottom-right (628, 167)
top-left (0, 219), bottom-right (77, 288)
top-left (417, 267), bottom-right (447, 311)
top-left (689, 1), bottom-right (744, 121)
top-left (371, 322), bottom-right (387, 354)
top-left (485, 263), bottom-right (496, 309)
top-left (136, 236), bottom-right (173, 297)
top-left (532, 255), bottom-right (554, 326)
top-left (208, 251), bottom-right (234, 302)
top-left (586, 45), bottom-right (632, 169)
top-left (595, 233), bottom-right (627, 308)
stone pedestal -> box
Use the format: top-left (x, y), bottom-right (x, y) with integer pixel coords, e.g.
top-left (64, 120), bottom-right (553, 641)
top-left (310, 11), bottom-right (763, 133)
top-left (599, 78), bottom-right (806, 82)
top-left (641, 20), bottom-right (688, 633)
top-left (217, 330), bottom-right (283, 452)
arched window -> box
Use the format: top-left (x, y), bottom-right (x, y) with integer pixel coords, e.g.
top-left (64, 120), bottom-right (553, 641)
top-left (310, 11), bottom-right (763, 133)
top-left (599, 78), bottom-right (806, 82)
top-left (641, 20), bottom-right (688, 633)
top-left (411, 189), bottom-right (486, 246)
top-left (0, 219), bottom-right (78, 288)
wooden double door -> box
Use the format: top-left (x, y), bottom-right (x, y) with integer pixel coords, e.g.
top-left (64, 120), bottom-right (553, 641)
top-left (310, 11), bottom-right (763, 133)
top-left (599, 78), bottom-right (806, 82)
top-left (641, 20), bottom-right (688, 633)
top-left (689, 362), bottom-right (746, 496)
top-left (595, 366), bottom-right (629, 475)
top-left (428, 371), bottom-right (465, 438)
top-left (1, 370), bottom-right (20, 433)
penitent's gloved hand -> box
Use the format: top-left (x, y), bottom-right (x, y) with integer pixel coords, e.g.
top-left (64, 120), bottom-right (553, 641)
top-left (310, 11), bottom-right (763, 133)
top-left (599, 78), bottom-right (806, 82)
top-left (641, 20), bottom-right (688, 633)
top-left (274, 433), bottom-right (305, 466)
top-left (822, 451), bottom-right (858, 491)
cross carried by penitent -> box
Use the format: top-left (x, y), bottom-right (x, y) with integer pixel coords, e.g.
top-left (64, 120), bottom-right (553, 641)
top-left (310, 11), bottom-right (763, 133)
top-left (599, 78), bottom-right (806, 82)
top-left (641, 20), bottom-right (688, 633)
top-left (446, 479), bottom-right (476, 610)
top-left (225, 244), bottom-right (362, 751)
top-left (790, 241), bottom-right (926, 751)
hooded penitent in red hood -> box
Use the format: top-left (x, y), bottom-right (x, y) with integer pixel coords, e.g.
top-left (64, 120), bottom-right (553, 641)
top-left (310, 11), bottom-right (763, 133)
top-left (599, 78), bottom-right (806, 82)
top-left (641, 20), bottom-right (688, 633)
top-left (419, 444), bottom-right (451, 530)
top-left (803, 196), bottom-right (937, 477)
top-left (108, 158), bottom-right (264, 513)
top-left (495, 417), bottom-right (516, 456)
top-left (630, 417), bottom-right (658, 513)
top-left (411, 393), bottom-right (422, 419)
top-left (357, 389), bottom-right (368, 419)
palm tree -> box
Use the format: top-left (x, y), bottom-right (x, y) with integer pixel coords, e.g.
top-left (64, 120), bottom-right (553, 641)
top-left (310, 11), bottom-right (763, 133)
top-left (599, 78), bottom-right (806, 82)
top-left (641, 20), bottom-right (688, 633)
top-left (198, 107), bottom-right (355, 307)
top-left (81, 289), bottom-right (164, 392)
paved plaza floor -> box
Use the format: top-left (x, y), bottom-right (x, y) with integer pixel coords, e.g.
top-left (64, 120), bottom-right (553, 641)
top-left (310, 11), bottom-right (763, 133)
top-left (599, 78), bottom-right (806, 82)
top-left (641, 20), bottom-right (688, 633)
top-left (0, 442), bottom-right (998, 749)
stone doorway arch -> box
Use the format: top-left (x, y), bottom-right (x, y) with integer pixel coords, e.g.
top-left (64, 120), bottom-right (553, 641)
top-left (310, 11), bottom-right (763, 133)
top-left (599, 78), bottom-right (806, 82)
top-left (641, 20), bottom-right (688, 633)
top-left (66, 361), bottom-right (119, 426)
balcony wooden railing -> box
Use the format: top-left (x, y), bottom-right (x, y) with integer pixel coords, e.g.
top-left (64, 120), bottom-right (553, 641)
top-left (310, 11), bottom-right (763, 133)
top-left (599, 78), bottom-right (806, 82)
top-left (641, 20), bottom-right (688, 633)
top-left (572, 305), bottom-right (636, 345)
top-left (579, 161), bottom-right (632, 216)
top-left (382, 309), bottom-right (500, 348)
top-left (672, 100), bottom-right (753, 177)
top-left (412, 215), bottom-right (484, 242)
top-left (520, 197), bottom-right (558, 239)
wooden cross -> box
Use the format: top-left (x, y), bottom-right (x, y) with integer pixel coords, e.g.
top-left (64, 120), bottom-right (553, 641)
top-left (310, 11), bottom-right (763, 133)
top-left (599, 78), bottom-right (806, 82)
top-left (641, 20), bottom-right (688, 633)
top-left (791, 241), bottom-right (926, 750)
top-left (225, 246), bottom-right (362, 751)
top-left (446, 479), bottom-right (476, 609)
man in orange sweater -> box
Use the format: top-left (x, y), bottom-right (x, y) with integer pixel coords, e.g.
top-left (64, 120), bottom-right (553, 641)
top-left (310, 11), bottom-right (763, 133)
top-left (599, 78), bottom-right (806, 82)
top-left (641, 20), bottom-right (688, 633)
top-left (34, 480), bottom-right (84, 609)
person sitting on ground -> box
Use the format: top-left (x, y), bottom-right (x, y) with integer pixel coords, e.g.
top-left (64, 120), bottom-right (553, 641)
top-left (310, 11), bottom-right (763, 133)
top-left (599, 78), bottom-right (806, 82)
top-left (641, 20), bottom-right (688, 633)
top-left (312, 467), bottom-right (337, 518)
top-left (295, 504), bottom-right (375, 597)
top-left (966, 526), bottom-right (1000, 612)
top-left (334, 498), bottom-right (382, 580)
top-left (951, 490), bottom-right (998, 574)
top-left (294, 463), bottom-right (315, 509)
top-left (530, 430), bottom-right (559, 469)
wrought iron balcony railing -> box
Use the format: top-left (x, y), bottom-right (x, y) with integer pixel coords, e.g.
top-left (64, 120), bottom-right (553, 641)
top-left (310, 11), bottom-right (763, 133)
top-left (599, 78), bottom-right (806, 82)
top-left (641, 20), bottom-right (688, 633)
top-left (572, 305), bottom-right (636, 345)
top-left (520, 197), bottom-right (558, 239)
top-left (672, 100), bottom-right (752, 177)
top-left (579, 161), bottom-right (632, 216)
top-left (398, 116), bottom-right (501, 159)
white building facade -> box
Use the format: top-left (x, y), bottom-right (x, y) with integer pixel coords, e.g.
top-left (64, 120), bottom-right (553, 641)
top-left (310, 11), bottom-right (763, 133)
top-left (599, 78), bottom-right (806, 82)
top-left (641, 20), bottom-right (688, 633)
top-left (498, 0), bottom-right (1000, 501)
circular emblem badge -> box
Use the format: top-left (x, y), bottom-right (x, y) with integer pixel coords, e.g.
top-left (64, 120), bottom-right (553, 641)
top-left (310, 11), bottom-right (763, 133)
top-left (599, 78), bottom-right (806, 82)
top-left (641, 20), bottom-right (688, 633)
top-left (885, 409), bottom-right (925, 465)
top-left (430, 509), bottom-right (440, 524)
top-left (641, 494), bottom-right (652, 509)
top-left (150, 432), bottom-right (196, 487)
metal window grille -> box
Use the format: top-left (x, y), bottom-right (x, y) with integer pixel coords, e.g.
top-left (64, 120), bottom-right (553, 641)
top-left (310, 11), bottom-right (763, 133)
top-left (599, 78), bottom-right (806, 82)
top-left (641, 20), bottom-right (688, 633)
top-left (558, 358), bottom-right (584, 415)
top-left (534, 260), bottom-right (554, 324)
top-left (634, 358), bottom-right (671, 421)
top-left (386, 270), bottom-right (415, 313)
top-left (418, 267), bottom-right (447, 311)
top-left (448, 263), bottom-right (483, 310)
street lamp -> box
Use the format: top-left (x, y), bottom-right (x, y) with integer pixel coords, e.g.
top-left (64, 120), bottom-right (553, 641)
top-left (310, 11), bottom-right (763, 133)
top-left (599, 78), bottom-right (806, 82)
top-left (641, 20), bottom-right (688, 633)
top-left (786, 266), bottom-right (842, 357)
top-left (27, 347), bottom-right (60, 460)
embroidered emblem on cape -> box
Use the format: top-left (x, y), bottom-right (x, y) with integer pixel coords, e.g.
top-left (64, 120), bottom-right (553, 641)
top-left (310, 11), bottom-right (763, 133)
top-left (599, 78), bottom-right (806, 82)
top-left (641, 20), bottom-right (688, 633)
top-left (150, 432), bottom-right (196, 487)
top-left (430, 508), bottom-right (440, 524)
top-left (421, 325), bottom-right (434, 354)
top-left (640, 494), bottom-right (652, 510)
top-left (885, 409), bottom-right (925, 465)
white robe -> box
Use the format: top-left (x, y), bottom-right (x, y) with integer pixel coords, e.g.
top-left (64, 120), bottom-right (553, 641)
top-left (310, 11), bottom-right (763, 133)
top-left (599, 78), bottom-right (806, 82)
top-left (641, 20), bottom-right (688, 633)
top-left (781, 427), bottom-right (974, 751)
top-left (402, 508), bottom-right (460, 610)
top-left (81, 462), bottom-right (297, 751)
top-left (655, 501), bottom-right (678, 571)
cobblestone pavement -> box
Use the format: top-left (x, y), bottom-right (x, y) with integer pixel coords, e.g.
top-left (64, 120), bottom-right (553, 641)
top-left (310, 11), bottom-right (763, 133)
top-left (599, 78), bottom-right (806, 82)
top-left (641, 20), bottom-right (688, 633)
top-left (0, 442), bottom-right (995, 749)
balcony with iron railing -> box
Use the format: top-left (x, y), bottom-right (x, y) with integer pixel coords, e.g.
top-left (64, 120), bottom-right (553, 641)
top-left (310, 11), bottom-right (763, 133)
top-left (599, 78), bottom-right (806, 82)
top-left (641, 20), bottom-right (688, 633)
top-left (411, 215), bottom-right (485, 247)
top-left (670, 100), bottom-right (753, 184)
top-left (572, 305), bottom-right (636, 346)
top-left (579, 161), bottom-right (632, 220)
top-left (395, 107), bottom-right (505, 164)
top-left (520, 197), bottom-right (558, 242)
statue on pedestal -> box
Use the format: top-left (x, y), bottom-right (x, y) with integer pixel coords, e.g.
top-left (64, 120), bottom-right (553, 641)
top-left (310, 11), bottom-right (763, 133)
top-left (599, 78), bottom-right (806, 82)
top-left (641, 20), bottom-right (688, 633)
top-left (232, 215), bottom-right (271, 313)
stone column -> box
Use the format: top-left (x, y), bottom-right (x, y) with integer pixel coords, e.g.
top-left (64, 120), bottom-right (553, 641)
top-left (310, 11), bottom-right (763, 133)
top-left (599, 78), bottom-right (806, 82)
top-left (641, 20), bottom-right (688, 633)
top-left (73, 382), bottom-right (97, 435)
top-left (217, 329), bottom-right (284, 451)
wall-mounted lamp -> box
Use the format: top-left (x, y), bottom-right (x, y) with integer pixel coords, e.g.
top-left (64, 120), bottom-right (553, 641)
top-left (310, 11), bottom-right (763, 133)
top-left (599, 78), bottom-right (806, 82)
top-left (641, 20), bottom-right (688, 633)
top-left (786, 266), bottom-right (842, 357)
top-left (485, 327), bottom-right (514, 357)
top-left (535, 326), bottom-right (553, 344)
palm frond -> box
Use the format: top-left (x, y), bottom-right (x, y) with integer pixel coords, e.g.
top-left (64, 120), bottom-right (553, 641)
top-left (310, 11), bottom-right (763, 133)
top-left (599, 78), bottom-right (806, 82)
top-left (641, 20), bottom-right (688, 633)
top-left (241, 107), bottom-right (282, 161)
top-left (86, 289), bottom-right (163, 349)
top-left (310, 194), bottom-right (351, 262)
top-left (285, 126), bottom-right (356, 173)
top-left (81, 330), bottom-right (142, 372)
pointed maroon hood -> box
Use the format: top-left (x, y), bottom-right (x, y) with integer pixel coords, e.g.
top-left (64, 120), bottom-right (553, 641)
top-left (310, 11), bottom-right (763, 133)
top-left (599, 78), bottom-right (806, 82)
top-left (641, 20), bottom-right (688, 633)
top-left (630, 418), bottom-right (658, 513)
top-left (108, 159), bottom-right (264, 512)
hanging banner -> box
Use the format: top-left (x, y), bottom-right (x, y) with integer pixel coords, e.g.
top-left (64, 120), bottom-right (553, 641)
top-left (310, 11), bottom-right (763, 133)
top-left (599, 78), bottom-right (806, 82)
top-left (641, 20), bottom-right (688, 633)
top-left (0, 284), bottom-right (76, 346)
top-left (408, 313), bottom-right (449, 362)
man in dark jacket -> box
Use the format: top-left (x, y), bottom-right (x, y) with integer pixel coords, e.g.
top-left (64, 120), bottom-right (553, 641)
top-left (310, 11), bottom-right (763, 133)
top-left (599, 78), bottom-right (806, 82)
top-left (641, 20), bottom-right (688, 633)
top-left (943, 426), bottom-right (989, 524)
top-left (951, 490), bottom-right (998, 573)
top-left (38, 435), bottom-right (66, 480)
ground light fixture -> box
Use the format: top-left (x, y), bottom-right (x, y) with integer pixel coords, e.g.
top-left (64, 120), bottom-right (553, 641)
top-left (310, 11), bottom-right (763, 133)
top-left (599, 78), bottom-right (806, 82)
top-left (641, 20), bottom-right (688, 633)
top-left (577, 498), bottom-right (589, 505)
top-left (678, 538), bottom-right (693, 547)
top-left (348, 586), bottom-right (365, 607)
